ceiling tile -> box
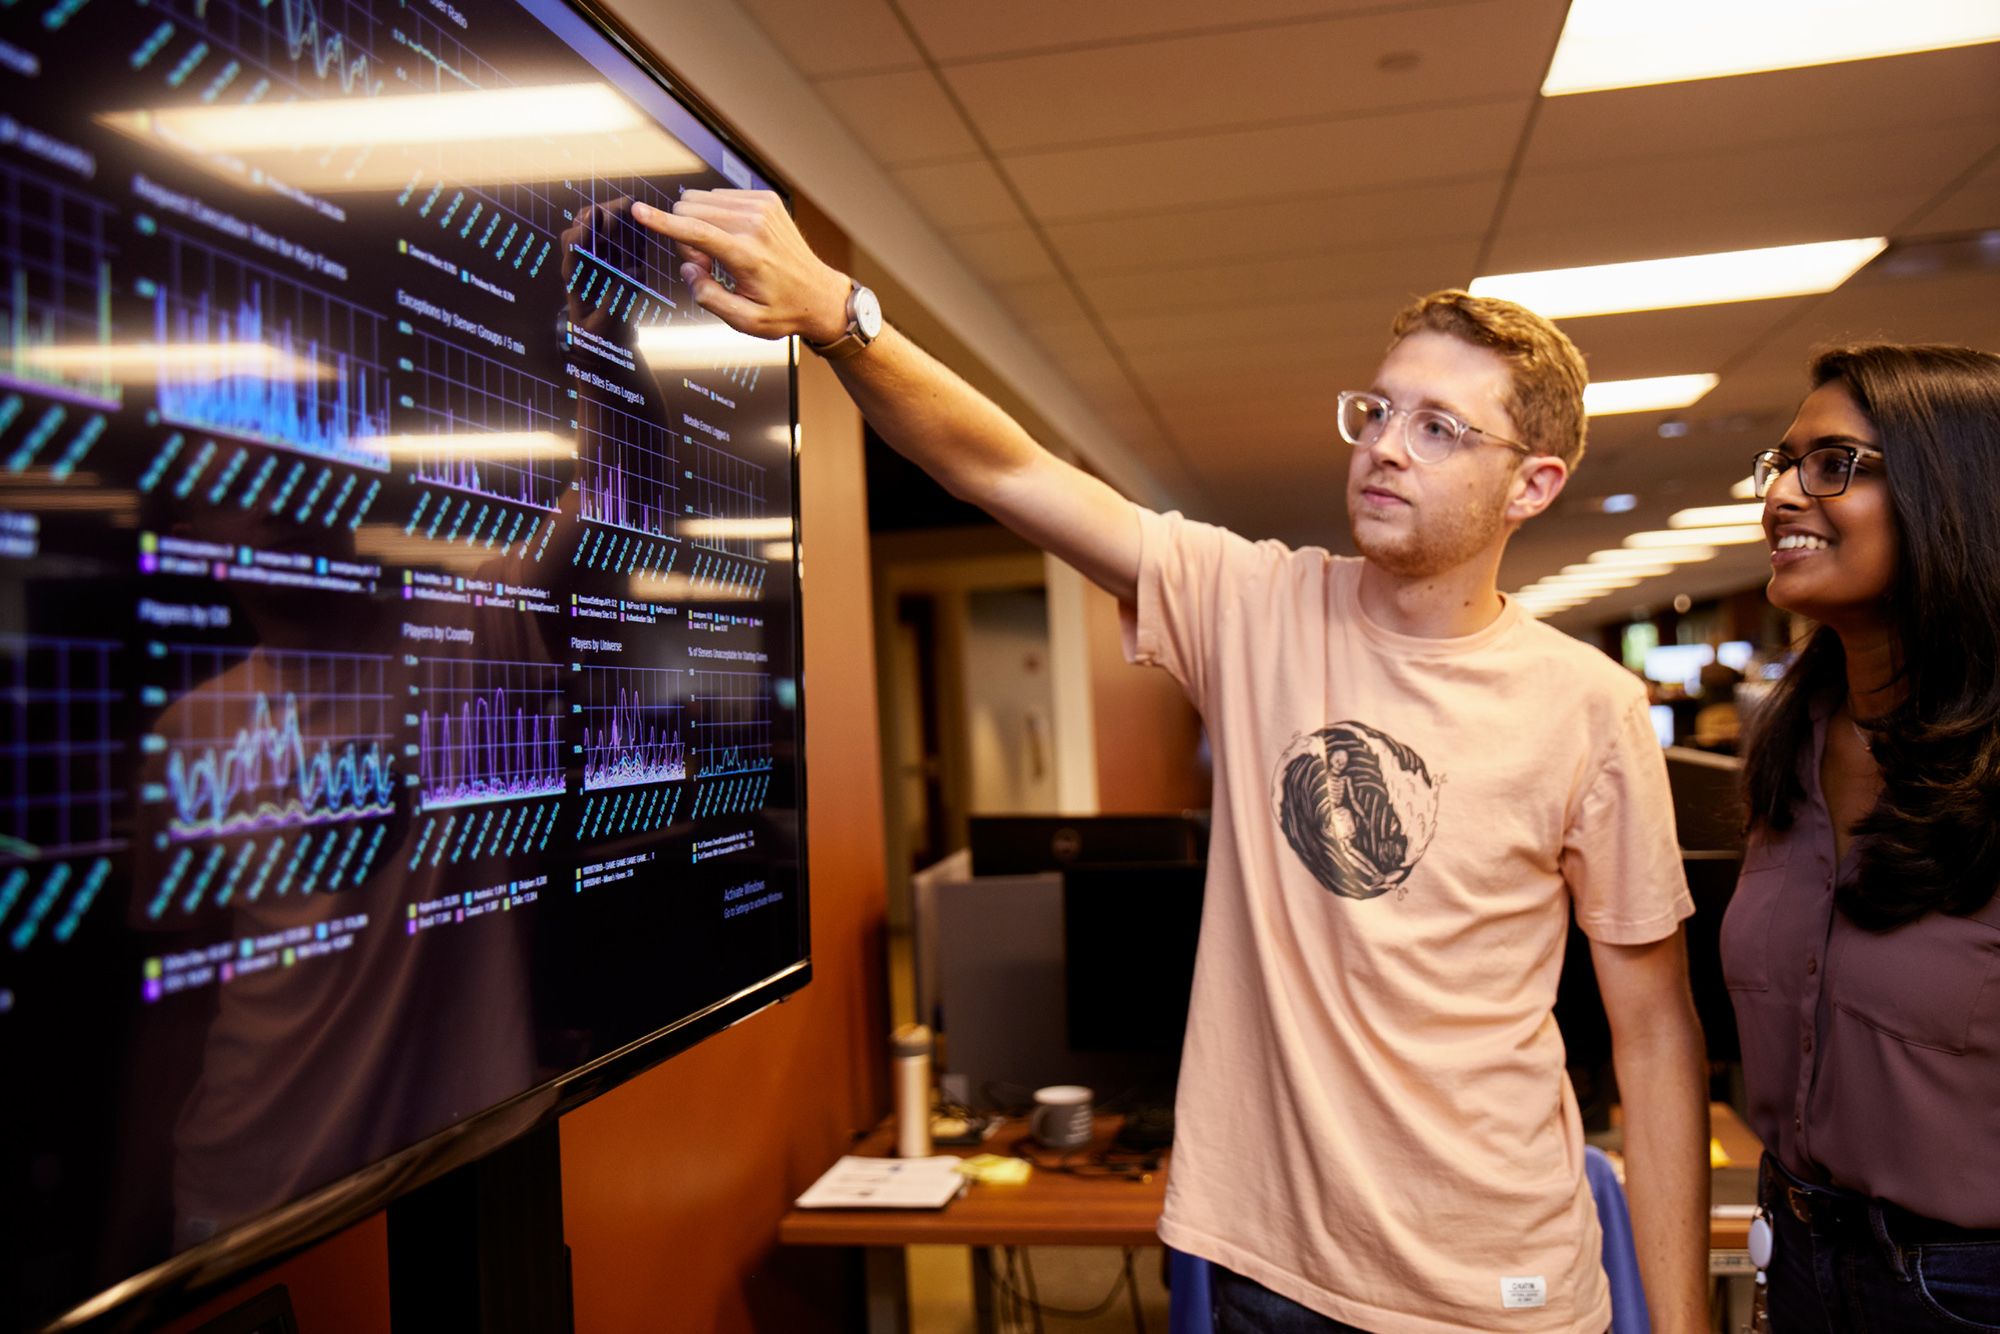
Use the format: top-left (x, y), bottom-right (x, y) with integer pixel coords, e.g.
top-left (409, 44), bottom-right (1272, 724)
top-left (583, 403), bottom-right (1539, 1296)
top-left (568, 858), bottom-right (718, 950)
top-left (1485, 121), bottom-right (1993, 273)
top-left (990, 276), bottom-right (1094, 328)
top-left (1075, 236), bottom-right (1481, 317)
top-left (1103, 291), bottom-right (1423, 354)
top-left (936, 0), bottom-right (1563, 153)
top-left (1908, 147), bottom-right (2000, 236)
top-left (948, 225), bottom-right (1064, 285)
top-left (999, 100), bottom-right (1530, 221)
top-left (1556, 300), bottom-right (1813, 383)
top-left (814, 70), bottom-right (982, 165)
top-left (1523, 45), bottom-right (2000, 174)
top-left (733, 0), bottom-right (923, 78)
top-left (1041, 178), bottom-right (1503, 274)
top-left (889, 159), bottom-right (1030, 232)
top-left (898, 0), bottom-right (1437, 62)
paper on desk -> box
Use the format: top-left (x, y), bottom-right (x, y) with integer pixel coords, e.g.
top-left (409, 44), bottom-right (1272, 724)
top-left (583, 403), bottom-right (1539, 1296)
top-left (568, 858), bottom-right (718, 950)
top-left (795, 1155), bottom-right (967, 1209)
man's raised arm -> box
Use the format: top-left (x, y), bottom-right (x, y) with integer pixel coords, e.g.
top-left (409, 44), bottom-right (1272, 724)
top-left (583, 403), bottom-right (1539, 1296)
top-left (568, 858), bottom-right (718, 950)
top-left (631, 191), bottom-right (1141, 604)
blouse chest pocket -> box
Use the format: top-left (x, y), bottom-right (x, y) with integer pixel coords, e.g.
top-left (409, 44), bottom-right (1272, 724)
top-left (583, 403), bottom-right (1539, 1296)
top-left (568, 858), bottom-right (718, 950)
top-left (1827, 909), bottom-right (2000, 1055)
top-left (1719, 840), bottom-right (1794, 994)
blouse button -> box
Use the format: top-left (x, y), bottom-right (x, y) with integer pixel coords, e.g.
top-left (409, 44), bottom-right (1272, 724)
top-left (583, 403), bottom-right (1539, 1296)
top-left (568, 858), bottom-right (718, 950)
top-left (1802, 1034), bottom-right (1814, 1055)
top-left (1806, 957), bottom-right (1818, 976)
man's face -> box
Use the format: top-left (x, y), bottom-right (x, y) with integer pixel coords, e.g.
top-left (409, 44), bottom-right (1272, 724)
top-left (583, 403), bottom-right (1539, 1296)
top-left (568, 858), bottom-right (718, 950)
top-left (1346, 330), bottom-right (1524, 578)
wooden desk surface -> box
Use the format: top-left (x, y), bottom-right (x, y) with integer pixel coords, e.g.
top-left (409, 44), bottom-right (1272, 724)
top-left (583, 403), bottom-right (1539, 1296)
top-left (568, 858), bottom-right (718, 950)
top-left (780, 1103), bottom-right (1762, 1251)
top-left (780, 1114), bottom-right (1164, 1248)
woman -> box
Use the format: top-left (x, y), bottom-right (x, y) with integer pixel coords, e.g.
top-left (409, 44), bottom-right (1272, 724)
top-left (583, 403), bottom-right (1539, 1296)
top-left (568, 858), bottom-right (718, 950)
top-left (1723, 343), bottom-right (2000, 1330)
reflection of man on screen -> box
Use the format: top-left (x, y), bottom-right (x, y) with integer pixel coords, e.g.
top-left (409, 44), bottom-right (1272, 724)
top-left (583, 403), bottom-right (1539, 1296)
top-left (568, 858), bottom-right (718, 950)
top-left (624, 192), bottom-right (1711, 1332)
top-left (161, 598), bottom-right (542, 1251)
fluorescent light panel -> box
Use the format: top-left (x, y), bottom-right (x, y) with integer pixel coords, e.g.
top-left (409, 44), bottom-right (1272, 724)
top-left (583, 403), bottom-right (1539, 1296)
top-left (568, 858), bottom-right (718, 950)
top-left (1542, 0), bottom-right (2000, 97)
top-left (1590, 545), bottom-right (1716, 566)
top-left (1626, 525), bottom-right (1765, 549)
top-left (1583, 374), bottom-right (1719, 416)
top-left (1553, 569), bottom-right (1650, 587)
top-left (1470, 238), bottom-right (1886, 320)
top-left (1670, 503), bottom-right (1766, 528)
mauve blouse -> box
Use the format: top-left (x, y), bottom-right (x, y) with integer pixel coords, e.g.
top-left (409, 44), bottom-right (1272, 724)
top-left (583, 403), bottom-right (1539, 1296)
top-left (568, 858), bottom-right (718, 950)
top-left (1721, 704), bottom-right (2000, 1228)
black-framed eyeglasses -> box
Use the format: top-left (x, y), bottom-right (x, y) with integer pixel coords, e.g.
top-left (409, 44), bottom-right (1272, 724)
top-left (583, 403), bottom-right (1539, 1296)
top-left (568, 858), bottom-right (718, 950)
top-left (1750, 445), bottom-right (1885, 499)
top-left (1336, 390), bottom-right (1531, 465)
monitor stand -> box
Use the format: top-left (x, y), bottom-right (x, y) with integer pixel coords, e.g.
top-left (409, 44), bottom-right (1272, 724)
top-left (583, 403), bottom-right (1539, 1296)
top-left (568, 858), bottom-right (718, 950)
top-left (386, 1121), bottom-right (574, 1334)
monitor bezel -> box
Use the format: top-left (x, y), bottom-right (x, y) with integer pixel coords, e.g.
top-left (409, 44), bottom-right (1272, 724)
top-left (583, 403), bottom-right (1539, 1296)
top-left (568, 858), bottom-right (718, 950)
top-left (32, 0), bottom-right (813, 1323)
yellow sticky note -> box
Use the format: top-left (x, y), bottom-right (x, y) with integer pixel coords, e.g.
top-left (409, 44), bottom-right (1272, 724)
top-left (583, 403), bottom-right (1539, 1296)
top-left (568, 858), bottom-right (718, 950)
top-left (958, 1154), bottom-right (1032, 1185)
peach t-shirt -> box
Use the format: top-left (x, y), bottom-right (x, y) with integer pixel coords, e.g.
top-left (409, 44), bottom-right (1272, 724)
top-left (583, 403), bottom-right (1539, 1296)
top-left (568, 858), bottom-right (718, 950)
top-left (1124, 509), bottom-right (1690, 1333)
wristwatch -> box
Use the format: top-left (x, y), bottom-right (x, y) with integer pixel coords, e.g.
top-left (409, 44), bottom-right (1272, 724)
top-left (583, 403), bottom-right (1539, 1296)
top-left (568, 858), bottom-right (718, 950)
top-left (806, 281), bottom-right (882, 361)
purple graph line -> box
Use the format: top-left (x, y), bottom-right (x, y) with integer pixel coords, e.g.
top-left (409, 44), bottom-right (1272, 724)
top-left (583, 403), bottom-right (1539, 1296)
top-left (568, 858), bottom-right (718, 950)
top-left (280, 0), bottom-right (382, 95)
top-left (578, 454), bottom-right (673, 537)
top-left (166, 692), bottom-right (396, 838)
top-left (411, 423), bottom-right (565, 514)
top-left (419, 687), bottom-right (566, 809)
top-left (582, 688), bottom-right (687, 791)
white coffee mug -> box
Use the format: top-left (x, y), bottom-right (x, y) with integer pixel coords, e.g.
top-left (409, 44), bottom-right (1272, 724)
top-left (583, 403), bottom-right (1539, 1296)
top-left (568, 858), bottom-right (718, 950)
top-left (1029, 1084), bottom-right (1094, 1150)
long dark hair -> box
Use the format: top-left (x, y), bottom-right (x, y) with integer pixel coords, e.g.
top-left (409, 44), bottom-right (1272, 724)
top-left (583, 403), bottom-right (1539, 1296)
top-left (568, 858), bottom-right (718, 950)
top-left (1743, 343), bottom-right (2000, 930)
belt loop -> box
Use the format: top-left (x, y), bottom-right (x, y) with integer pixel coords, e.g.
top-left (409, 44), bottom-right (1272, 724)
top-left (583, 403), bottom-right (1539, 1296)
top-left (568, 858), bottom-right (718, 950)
top-left (1869, 1202), bottom-right (1910, 1281)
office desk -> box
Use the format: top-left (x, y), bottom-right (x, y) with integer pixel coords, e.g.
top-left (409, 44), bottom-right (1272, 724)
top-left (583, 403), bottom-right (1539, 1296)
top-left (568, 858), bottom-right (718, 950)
top-left (783, 1104), bottom-right (1763, 1333)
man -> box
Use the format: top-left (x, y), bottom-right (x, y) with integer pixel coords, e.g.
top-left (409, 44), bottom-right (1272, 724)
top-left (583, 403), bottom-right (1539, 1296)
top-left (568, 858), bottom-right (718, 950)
top-left (633, 191), bottom-right (1708, 1332)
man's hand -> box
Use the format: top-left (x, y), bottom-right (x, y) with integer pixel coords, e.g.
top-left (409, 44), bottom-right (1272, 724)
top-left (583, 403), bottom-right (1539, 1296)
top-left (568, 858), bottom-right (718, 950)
top-left (630, 191), bottom-right (852, 345)
top-left (634, 190), bottom-right (1143, 602)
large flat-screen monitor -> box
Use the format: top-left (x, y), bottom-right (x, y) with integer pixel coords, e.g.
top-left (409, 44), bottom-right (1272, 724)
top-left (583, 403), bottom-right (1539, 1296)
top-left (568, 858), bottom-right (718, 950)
top-left (0, 0), bottom-right (806, 1325)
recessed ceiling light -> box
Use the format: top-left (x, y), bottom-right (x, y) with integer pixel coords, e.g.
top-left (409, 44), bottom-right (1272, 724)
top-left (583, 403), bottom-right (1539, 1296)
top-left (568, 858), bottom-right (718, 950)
top-left (1542, 0), bottom-right (2000, 97)
top-left (1731, 476), bottom-right (1759, 499)
top-left (1639, 524), bottom-right (1766, 546)
top-left (1470, 238), bottom-right (1887, 319)
top-left (1590, 545), bottom-right (1717, 566)
top-left (1584, 374), bottom-right (1720, 416)
top-left (1669, 503), bottom-right (1766, 528)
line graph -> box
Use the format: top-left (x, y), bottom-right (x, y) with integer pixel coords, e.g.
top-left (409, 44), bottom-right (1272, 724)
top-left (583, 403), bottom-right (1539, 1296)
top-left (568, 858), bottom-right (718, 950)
top-left (155, 0), bottom-right (384, 98)
top-left (415, 657), bottom-right (567, 810)
top-left (578, 401), bottom-right (679, 539)
top-left (1, 161), bottom-right (121, 411)
top-left (686, 437), bottom-right (767, 560)
top-left (690, 668), bottom-right (771, 778)
top-left (150, 645), bottom-right (396, 841)
top-left (278, 0), bottom-right (381, 95)
top-left (579, 664), bottom-right (687, 792)
top-left (401, 332), bottom-right (570, 512)
top-left (152, 231), bottom-right (391, 471)
top-left (0, 634), bottom-right (124, 864)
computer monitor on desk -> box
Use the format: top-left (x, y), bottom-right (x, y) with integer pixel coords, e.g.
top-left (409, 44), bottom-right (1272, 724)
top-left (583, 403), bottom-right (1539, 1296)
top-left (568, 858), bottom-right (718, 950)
top-left (933, 817), bottom-right (1207, 1121)
top-left (967, 813), bottom-right (1208, 876)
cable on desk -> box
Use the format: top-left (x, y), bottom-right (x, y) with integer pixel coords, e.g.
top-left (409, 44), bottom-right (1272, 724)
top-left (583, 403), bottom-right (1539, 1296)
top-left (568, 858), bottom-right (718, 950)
top-left (990, 1246), bottom-right (1148, 1331)
top-left (1010, 1139), bottom-right (1162, 1182)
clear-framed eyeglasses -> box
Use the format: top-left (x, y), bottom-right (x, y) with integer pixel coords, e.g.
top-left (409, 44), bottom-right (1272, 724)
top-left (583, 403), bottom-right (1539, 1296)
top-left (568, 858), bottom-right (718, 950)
top-left (1750, 444), bottom-right (1885, 499)
top-left (1335, 390), bottom-right (1532, 465)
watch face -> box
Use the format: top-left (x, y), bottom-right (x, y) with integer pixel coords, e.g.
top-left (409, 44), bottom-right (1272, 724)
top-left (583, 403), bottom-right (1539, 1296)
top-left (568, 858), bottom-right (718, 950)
top-left (851, 286), bottom-right (884, 339)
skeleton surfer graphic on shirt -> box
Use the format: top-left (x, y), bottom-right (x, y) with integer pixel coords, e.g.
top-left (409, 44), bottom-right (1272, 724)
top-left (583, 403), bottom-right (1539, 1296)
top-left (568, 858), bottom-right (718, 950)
top-left (1273, 722), bottom-right (1442, 901)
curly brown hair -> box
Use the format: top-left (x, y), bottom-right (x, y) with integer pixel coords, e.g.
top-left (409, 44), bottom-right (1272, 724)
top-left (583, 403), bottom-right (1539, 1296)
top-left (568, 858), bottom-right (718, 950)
top-left (1388, 290), bottom-right (1589, 471)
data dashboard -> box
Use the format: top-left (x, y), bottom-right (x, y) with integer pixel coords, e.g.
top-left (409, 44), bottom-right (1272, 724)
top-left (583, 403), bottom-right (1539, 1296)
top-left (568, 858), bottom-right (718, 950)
top-left (0, 0), bottom-right (803, 1322)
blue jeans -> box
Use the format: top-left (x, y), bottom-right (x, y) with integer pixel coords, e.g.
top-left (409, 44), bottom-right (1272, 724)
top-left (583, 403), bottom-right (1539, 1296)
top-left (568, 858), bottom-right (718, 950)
top-left (1210, 1266), bottom-right (1371, 1333)
top-left (1761, 1154), bottom-right (2000, 1332)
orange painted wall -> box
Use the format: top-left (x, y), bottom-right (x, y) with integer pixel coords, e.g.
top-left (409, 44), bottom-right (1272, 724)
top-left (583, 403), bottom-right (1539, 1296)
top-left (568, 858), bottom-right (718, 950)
top-left (1082, 580), bottom-right (1210, 813)
top-left (159, 202), bottom-right (888, 1334)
